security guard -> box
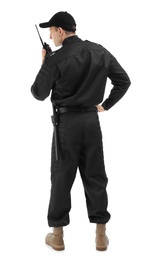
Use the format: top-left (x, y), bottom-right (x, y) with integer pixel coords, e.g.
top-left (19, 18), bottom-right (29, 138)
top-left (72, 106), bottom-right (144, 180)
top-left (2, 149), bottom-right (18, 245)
top-left (31, 11), bottom-right (131, 251)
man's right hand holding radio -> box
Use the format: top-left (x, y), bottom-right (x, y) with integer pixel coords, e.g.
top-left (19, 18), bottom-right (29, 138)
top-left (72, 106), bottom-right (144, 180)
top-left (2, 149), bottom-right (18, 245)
top-left (42, 48), bottom-right (47, 64)
top-left (42, 43), bottom-right (52, 64)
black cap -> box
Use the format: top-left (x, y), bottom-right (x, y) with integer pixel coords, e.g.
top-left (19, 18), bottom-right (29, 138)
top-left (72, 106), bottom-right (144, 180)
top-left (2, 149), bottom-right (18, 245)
top-left (39, 11), bottom-right (76, 32)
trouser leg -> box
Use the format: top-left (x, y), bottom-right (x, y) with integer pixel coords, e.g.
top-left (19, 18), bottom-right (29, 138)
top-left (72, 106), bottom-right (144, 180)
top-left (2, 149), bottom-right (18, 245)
top-left (47, 113), bottom-right (82, 227)
top-left (79, 112), bottom-right (111, 224)
top-left (47, 159), bottom-right (77, 227)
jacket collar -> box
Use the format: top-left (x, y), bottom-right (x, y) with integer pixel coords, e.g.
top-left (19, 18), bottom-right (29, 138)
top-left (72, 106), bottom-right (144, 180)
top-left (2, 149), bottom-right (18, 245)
top-left (62, 35), bottom-right (80, 46)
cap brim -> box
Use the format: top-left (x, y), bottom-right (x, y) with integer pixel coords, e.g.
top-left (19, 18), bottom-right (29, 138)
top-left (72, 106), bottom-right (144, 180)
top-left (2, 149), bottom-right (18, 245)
top-left (39, 22), bottom-right (50, 28)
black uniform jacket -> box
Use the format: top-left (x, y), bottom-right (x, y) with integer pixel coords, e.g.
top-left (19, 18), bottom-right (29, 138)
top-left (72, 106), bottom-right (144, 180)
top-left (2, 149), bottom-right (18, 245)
top-left (31, 36), bottom-right (131, 110)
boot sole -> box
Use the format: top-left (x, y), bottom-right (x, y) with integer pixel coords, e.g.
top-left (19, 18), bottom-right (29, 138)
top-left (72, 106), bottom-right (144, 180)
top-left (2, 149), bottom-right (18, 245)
top-left (52, 246), bottom-right (65, 251)
top-left (96, 246), bottom-right (107, 251)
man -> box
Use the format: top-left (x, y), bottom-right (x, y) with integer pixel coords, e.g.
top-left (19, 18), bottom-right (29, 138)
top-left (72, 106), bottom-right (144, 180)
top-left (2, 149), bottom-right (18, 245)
top-left (31, 11), bottom-right (131, 251)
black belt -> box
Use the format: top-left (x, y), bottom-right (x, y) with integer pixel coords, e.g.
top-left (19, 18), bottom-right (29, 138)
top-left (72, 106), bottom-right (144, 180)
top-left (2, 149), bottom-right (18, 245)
top-left (58, 106), bottom-right (97, 114)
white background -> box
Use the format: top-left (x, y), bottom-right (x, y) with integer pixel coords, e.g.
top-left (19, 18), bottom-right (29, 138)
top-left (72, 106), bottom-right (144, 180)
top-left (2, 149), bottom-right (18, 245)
top-left (0, 0), bottom-right (148, 259)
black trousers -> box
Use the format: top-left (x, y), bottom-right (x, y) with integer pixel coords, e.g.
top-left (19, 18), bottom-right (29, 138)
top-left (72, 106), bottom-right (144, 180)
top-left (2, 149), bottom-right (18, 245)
top-left (48, 111), bottom-right (111, 227)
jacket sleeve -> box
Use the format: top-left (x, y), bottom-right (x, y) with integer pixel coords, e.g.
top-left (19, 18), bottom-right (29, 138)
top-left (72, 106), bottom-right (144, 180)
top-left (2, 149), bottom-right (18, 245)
top-left (102, 53), bottom-right (131, 110)
top-left (31, 58), bottom-right (55, 101)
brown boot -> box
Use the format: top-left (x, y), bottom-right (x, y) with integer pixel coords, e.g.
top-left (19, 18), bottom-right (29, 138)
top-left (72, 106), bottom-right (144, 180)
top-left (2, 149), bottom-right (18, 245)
top-left (96, 224), bottom-right (109, 251)
top-left (45, 227), bottom-right (65, 251)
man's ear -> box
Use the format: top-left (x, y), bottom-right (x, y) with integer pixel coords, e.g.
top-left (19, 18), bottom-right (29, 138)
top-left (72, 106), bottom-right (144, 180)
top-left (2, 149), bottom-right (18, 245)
top-left (58, 27), bottom-right (64, 36)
